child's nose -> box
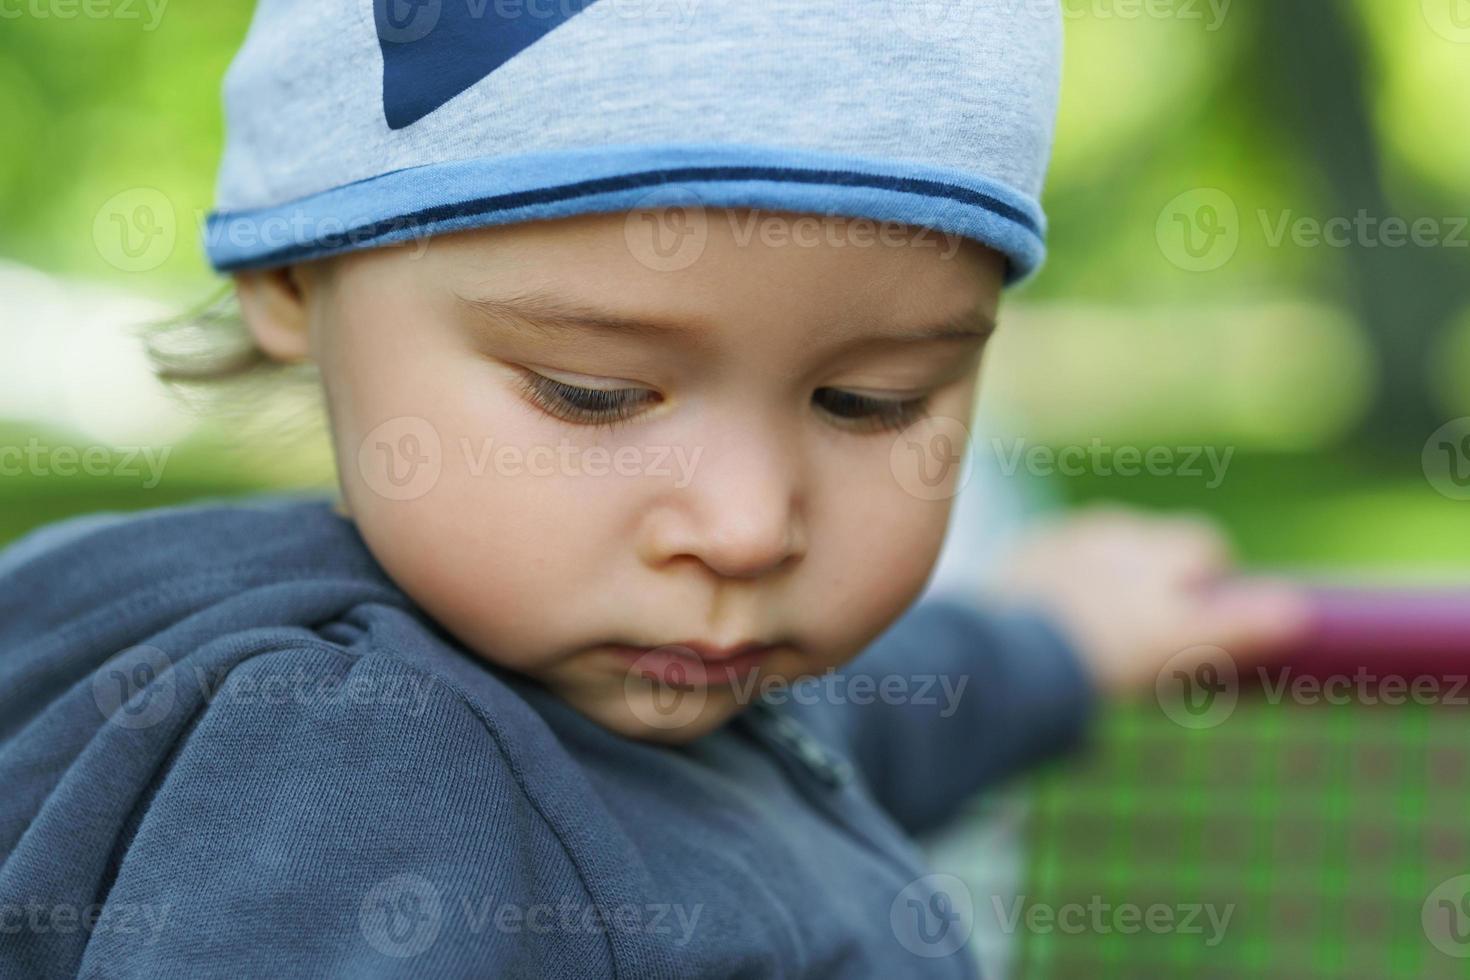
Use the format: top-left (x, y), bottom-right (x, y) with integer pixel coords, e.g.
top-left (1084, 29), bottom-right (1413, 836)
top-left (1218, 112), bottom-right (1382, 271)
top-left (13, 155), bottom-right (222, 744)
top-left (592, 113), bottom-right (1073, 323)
top-left (637, 428), bottom-right (808, 581)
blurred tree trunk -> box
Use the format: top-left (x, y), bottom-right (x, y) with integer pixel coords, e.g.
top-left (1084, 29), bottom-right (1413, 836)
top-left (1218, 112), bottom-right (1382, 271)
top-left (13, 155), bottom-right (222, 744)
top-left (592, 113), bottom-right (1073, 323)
top-left (1248, 0), bottom-right (1462, 445)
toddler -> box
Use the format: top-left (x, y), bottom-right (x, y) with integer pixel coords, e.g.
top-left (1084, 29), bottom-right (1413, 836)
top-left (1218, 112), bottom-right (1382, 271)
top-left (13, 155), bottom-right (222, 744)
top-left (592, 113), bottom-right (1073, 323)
top-left (0, 1), bottom-right (1305, 976)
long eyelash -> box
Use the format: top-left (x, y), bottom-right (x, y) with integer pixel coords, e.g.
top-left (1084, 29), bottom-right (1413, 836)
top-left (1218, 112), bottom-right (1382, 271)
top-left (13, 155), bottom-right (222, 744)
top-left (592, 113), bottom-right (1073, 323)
top-left (516, 371), bottom-right (653, 431)
top-left (517, 372), bottom-right (929, 434)
top-left (815, 388), bottom-right (931, 433)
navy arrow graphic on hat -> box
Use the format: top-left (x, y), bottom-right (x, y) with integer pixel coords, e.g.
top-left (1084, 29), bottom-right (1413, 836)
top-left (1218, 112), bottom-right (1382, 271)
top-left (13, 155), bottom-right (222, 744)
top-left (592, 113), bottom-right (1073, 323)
top-left (376, 0), bottom-right (603, 130)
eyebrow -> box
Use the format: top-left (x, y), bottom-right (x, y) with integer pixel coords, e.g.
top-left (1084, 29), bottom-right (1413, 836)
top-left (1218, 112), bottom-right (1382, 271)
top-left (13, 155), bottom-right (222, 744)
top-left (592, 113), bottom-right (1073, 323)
top-left (457, 291), bottom-right (717, 346)
top-left (455, 290), bottom-right (995, 349)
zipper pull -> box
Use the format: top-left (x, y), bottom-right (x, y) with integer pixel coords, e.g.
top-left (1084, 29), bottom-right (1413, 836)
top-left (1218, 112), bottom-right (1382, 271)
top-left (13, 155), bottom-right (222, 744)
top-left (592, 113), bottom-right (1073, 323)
top-left (752, 701), bottom-right (854, 789)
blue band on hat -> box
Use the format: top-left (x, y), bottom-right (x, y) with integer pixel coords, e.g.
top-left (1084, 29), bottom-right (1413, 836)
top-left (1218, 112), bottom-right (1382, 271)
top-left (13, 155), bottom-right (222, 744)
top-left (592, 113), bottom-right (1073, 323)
top-left (203, 142), bottom-right (1046, 282)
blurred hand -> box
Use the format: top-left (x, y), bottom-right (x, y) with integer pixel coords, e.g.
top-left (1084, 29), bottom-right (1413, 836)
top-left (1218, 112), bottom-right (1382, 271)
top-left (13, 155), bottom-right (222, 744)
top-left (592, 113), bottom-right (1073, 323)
top-left (991, 505), bottom-right (1313, 695)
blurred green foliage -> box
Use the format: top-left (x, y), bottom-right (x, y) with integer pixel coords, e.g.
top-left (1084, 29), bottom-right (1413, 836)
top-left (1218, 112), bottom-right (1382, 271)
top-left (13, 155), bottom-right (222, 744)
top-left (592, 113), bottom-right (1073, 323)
top-left (0, 6), bottom-right (251, 280)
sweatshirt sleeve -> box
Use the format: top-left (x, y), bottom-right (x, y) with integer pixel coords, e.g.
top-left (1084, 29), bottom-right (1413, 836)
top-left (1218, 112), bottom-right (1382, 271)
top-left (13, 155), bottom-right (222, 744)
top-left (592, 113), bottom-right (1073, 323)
top-left (66, 644), bottom-right (613, 980)
top-left (788, 597), bottom-right (1098, 837)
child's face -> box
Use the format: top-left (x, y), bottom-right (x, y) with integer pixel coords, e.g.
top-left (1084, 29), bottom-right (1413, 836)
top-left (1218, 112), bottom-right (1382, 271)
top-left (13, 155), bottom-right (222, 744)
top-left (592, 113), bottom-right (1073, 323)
top-left (249, 209), bottom-right (1003, 742)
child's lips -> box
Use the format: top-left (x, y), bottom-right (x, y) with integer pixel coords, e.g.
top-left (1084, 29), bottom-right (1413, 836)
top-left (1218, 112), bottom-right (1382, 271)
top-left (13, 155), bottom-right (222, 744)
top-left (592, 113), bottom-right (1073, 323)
top-left (606, 642), bottom-right (779, 687)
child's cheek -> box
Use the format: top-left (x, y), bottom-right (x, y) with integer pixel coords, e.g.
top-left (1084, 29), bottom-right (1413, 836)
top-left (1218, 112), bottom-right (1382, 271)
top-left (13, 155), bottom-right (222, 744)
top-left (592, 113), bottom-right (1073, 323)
top-left (803, 453), bottom-right (958, 672)
top-left (342, 473), bottom-right (597, 676)
top-left (321, 364), bottom-right (641, 677)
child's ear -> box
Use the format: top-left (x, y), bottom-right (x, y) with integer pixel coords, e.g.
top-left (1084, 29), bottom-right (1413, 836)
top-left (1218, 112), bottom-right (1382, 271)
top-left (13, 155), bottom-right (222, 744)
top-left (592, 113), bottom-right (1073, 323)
top-left (234, 266), bottom-right (313, 363)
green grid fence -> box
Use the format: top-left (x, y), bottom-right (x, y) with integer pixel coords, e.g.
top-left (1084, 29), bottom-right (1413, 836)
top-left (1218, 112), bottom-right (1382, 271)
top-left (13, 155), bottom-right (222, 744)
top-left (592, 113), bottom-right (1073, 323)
top-left (1017, 697), bottom-right (1470, 979)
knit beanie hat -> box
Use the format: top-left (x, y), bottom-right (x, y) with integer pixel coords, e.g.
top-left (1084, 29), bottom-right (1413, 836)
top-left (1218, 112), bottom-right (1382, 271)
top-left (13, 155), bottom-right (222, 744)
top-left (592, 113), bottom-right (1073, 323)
top-left (204, 0), bottom-right (1062, 283)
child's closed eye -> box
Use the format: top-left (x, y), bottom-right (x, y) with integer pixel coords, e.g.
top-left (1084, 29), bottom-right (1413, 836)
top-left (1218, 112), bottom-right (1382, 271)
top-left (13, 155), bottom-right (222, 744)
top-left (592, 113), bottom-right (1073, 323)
top-left (811, 387), bottom-right (931, 434)
top-left (516, 370), bottom-right (658, 429)
top-left (515, 369), bottom-right (930, 435)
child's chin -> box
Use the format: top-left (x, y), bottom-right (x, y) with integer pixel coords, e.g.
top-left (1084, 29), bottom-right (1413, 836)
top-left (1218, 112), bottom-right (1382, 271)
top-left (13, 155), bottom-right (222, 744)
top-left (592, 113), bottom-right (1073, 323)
top-left (566, 687), bottom-right (746, 745)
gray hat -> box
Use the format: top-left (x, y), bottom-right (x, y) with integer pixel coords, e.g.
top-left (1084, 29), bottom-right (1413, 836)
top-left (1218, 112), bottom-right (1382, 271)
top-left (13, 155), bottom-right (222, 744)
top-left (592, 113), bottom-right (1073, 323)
top-left (204, 0), bottom-right (1063, 282)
